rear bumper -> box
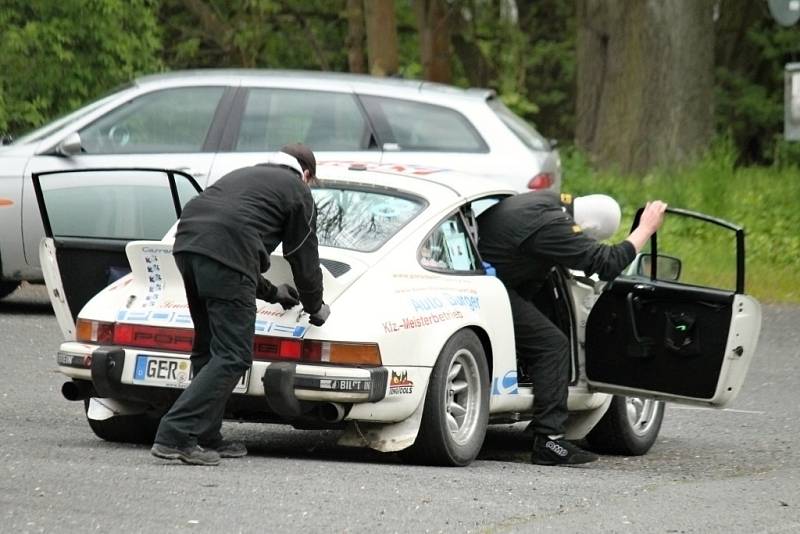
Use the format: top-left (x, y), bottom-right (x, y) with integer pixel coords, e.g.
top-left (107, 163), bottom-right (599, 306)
top-left (56, 343), bottom-right (388, 414)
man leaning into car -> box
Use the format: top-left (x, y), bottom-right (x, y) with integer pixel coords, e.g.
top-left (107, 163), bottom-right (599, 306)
top-left (151, 143), bottom-right (330, 466)
top-left (477, 192), bottom-right (666, 465)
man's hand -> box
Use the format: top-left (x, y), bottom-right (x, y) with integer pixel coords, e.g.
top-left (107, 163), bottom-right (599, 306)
top-left (626, 200), bottom-right (668, 252)
top-left (271, 284), bottom-right (300, 310)
top-left (638, 200), bottom-right (668, 234)
top-left (308, 303), bottom-right (330, 326)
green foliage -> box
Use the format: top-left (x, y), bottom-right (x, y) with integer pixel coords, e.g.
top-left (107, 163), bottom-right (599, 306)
top-left (563, 142), bottom-right (800, 303)
top-left (158, 0), bottom-right (350, 71)
top-left (0, 0), bottom-right (162, 137)
top-left (445, 0), bottom-right (575, 141)
top-left (715, 20), bottom-right (800, 164)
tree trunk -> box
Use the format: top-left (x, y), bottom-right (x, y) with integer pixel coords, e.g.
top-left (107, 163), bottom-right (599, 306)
top-left (346, 0), bottom-right (367, 73)
top-left (451, 2), bottom-right (494, 87)
top-left (364, 0), bottom-right (399, 76)
top-left (575, 0), bottom-right (716, 175)
top-left (414, 0), bottom-right (453, 83)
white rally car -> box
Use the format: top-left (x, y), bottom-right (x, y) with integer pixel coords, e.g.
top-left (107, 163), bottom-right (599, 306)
top-left (37, 162), bottom-right (761, 466)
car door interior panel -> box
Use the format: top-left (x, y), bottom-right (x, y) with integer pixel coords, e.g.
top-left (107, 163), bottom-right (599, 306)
top-left (585, 278), bottom-right (734, 399)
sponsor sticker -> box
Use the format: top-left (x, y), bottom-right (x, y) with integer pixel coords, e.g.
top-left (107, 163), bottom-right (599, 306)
top-left (389, 370), bottom-right (414, 395)
top-left (492, 370), bottom-right (519, 395)
top-left (382, 309), bottom-right (464, 334)
top-left (318, 378), bottom-right (371, 392)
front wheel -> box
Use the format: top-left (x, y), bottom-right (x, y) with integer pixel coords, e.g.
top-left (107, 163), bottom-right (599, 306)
top-left (585, 395), bottom-right (665, 455)
top-left (84, 399), bottom-right (160, 445)
top-left (402, 329), bottom-right (489, 467)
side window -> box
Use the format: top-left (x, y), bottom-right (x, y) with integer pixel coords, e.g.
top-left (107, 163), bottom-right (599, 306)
top-left (236, 89), bottom-right (370, 151)
top-left (419, 212), bottom-right (480, 272)
top-left (79, 87), bottom-right (225, 154)
top-left (36, 170), bottom-right (200, 240)
top-left (361, 95), bottom-right (488, 152)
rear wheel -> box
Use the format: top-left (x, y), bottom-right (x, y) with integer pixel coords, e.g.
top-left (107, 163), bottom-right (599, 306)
top-left (585, 395), bottom-right (665, 455)
top-left (402, 330), bottom-right (489, 466)
top-left (0, 280), bottom-right (20, 300)
top-left (84, 399), bottom-right (160, 445)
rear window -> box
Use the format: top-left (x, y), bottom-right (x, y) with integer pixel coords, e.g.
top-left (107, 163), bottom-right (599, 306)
top-left (312, 185), bottom-right (426, 252)
top-left (360, 95), bottom-right (488, 153)
top-left (489, 100), bottom-right (550, 151)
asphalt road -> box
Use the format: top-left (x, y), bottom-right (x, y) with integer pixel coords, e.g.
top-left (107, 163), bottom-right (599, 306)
top-left (1, 283), bottom-right (798, 533)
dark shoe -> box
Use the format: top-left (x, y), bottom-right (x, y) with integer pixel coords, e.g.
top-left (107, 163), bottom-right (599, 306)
top-left (531, 435), bottom-right (598, 466)
top-left (151, 443), bottom-right (221, 466)
top-left (204, 440), bottom-right (247, 458)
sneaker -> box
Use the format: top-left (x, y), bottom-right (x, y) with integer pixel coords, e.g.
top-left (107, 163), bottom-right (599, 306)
top-left (203, 440), bottom-right (247, 458)
top-left (151, 443), bottom-right (221, 466)
top-left (531, 435), bottom-right (598, 466)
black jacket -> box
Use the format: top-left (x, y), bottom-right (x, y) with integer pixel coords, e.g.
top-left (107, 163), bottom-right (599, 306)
top-left (173, 164), bottom-right (323, 312)
top-left (477, 191), bottom-right (635, 298)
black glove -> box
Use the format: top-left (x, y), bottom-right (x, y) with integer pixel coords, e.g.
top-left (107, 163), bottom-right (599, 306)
top-left (308, 303), bottom-right (330, 326)
top-left (270, 284), bottom-right (300, 310)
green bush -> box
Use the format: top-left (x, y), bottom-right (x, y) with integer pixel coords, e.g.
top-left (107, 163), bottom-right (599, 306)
top-left (562, 142), bottom-right (800, 303)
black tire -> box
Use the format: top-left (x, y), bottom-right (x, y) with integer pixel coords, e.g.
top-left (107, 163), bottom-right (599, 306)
top-left (402, 330), bottom-right (489, 467)
top-left (0, 280), bottom-right (20, 300)
top-left (585, 395), bottom-right (665, 455)
top-left (84, 399), bottom-right (160, 445)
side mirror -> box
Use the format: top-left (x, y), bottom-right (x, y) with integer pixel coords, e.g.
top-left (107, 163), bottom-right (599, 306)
top-left (55, 132), bottom-right (82, 156)
top-left (634, 253), bottom-right (682, 281)
top-left (1, 134), bottom-right (13, 145)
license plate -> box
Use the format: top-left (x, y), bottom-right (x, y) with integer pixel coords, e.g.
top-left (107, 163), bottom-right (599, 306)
top-left (132, 354), bottom-right (249, 393)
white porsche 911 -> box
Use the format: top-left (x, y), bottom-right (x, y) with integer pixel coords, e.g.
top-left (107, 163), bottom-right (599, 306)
top-left (37, 162), bottom-right (761, 466)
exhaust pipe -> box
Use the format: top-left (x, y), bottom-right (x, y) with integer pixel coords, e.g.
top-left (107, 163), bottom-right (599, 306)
top-left (317, 402), bottom-right (347, 423)
top-left (61, 380), bottom-right (93, 401)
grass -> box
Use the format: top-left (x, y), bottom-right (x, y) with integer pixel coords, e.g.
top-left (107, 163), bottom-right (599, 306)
top-left (562, 143), bottom-right (800, 303)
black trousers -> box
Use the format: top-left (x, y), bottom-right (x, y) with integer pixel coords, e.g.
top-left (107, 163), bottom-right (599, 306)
top-left (507, 288), bottom-right (570, 437)
top-left (154, 252), bottom-right (256, 448)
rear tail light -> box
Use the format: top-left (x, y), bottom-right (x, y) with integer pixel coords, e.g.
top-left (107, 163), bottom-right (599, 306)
top-left (301, 341), bottom-right (382, 366)
top-left (527, 172), bottom-right (554, 190)
top-left (106, 322), bottom-right (381, 367)
top-left (113, 324), bottom-right (194, 353)
top-left (76, 319), bottom-right (114, 344)
top-left (253, 336), bottom-right (302, 361)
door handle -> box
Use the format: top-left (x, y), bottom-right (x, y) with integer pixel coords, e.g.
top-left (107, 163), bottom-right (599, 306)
top-left (626, 292), bottom-right (655, 358)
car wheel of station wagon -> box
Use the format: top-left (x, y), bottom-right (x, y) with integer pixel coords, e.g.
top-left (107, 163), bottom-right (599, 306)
top-left (403, 329), bottom-right (490, 467)
top-left (585, 395), bottom-right (665, 456)
top-left (83, 399), bottom-right (160, 445)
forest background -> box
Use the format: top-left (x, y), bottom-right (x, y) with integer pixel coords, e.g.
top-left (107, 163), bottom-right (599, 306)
top-left (0, 0), bottom-right (798, 301)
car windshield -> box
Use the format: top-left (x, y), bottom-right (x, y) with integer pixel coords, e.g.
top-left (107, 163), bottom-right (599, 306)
top-left (489, 99), bottom-right (550, 151)
top-left (312, 185), bottom-right (426, 252)
top-left (12, 83), bottom-right (135, 145)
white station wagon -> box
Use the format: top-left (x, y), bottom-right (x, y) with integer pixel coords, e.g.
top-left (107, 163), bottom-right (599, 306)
top-left (38, 163), bottom-right (761, 466)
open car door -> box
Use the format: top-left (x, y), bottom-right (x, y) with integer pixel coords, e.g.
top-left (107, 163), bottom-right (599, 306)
top-left (33, 168), bottom-right (201, 340)
top-left (585, 208), bottom-right (762, 407)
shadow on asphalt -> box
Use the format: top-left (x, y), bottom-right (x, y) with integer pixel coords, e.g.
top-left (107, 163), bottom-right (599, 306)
top-left (0, 299), bottom-right (53, 315)
top-left (0, 283), bottom-right (54, 315)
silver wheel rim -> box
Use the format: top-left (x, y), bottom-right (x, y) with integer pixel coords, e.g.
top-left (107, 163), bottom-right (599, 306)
top-left (444, 348), bottom-right (482, 445)
top-left (625, 397), bottom-right (662, 437)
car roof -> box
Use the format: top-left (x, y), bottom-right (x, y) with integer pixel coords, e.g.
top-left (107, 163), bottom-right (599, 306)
top-left (133, 69), bottom-right (496, 103)
top-left (315, 161), bottom-right (515, 205)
